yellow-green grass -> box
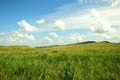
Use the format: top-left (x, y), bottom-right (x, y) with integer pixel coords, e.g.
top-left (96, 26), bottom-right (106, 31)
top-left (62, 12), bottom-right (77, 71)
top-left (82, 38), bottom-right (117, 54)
top-left (0, 42), bottom-right (120, 80)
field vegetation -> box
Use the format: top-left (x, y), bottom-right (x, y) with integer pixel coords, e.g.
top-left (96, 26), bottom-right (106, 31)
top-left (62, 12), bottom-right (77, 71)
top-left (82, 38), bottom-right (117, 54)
top-left (0, 42), bottom-right (120, 80)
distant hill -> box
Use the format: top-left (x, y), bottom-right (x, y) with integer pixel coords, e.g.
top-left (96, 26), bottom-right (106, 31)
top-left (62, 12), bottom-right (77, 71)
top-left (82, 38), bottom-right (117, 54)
top-left (74, 41), bottom-right (96, 44)
top-left (66, 41), bottom-right (112, 46)
top-left (0, 41), bottom-right (118, 48)
top-left (100, 41), bottom-right (110, 43)
top-left (36, 41), bottom-right (117, 48)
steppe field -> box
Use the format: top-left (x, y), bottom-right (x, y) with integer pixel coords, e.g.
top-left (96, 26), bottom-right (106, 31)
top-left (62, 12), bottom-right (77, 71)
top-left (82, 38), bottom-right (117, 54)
top-left (0, 42), bottom-right (120, 80)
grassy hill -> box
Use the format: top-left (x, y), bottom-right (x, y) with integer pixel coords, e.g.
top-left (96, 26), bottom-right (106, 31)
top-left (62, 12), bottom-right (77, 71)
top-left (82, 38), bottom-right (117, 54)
top-left (0, 42), bottom-right (120, 80)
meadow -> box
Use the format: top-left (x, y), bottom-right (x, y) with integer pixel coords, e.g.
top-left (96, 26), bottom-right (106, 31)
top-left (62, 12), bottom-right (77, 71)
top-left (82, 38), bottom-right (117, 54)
top-left (0, 42), bottom-right (120, 80)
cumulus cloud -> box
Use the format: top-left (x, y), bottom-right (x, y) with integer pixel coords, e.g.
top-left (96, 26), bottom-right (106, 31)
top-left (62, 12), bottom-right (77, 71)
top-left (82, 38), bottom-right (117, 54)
top-left (78, 0), bottom-right (106, 4)
top-left (42, 0), bottom-right (119, 31)
top-left (36, 19), bottom-right (45, 24)
top-left (69, 34), bottom-right (82, 42)
top-left (90, 25), bottom-right (114, 33)
top-left (0, 38), bottom-right (3, 41)
top-left (91, 9), bottom-right (101, 18)
top-left (78, 0), bottom-right (84, 4)
top-left (58, 39), bottom-right (64, 44)
top-left (40, 36), bottom-right (53, 46)
top-left (1, 0), bottom-right (120, 46)
top-left (49, 32), bottom-right (58, 38)
top-left (90, 8), bottom-right (115, 33)
top-left (18, 20), bottom-right (39, 32)
top-left (98, 7), bottom-right (120, 25)
top-left (14, 30), bottom-right (24, 38)
top-left (24, 34), bottom-right (35, 40)
top-left (90, 19), bottom-right (115, 33)
top-left (0, 32), bottom-right (6, 35)
top-left (44, 36), bottom-right (53, 43)
top-left (101, 34), bottom-right (111, 39)
top-left (111, 0), bottom-right (120, 8)
top-left (14, 30), bottom-right (35, 40)
top-left (54, 20), bottom-right (65, 30)
top-left (8, 37), bottom-right (17, 43)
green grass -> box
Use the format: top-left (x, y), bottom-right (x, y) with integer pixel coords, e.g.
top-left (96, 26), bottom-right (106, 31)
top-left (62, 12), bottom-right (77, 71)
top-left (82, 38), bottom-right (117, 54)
top-left (0, 42), bottom-right (120, 80)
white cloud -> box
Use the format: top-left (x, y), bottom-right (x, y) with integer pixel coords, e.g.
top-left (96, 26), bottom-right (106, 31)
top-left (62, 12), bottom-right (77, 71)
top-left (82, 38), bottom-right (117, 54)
top-left (91, 8), bottom-right (101, 18)
top-left (18, 20), bottom-right (39, 32)
top-left (1, 0), bottom-right (120, 46)
top-left (101, 34), bottom-right (111, 39)
top-left (44, 36), bottom-right (53, 43)
top-left (0, 38), bottom-right (3, 41)
top-left (45, 0), bottom-right (119, 31)
top-left (77, 0), bottom-right (107, 4)
top-left (36, 19), bottom-right (45, 24)
top-left (58, 39), bottom-right (64, 44)
top-left (93, 33), bottom-right (112, 40)
top-left (69, 34), bottom-right (82, 42)
top-left (90, 8), bottom-right (116, 33)
top-left (0, 32), bottom-right (6, 35)
top-left (8, 37), bottom-right (17, 43)
top-left (90, 26), bottom-right (114, 33)
top-left (78, 0), bottom-right (84, 4)
top-left (111, 0), bottom-right (120, 8)
top-left (90, 21), bottom-right (115, 33)
top-left (108, 27), bottom-right (120, 42)
top-left (87, 26), bottom-right (120, 42)
top-left (98, 18), bottom-right (111, 27)
top-left (49, 32), bottom-right (58, 38)
top-left (14, 30), bottom-right (35, 40)
top-left (14, 30), bottom-right (24, 38)
top-left (63, 13), bottom-right (92, 30)
top-left (99, 8), bottom-right (120, 25)
top-left (24, 34), bottom-right (35, 40)
top-left (54, 20), bottom-right (65, 30)
top-left (39, 36), bottom-right (53, 46)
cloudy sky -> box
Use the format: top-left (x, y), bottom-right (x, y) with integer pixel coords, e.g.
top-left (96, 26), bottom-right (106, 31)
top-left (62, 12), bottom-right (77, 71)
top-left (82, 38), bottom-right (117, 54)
top-left (0, 0), bottom-right (120, 46)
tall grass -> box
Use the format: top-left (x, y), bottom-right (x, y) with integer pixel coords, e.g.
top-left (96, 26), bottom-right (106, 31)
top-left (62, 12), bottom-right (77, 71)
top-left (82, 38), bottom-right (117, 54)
top-left (0, 42), bottom-right (120, 80)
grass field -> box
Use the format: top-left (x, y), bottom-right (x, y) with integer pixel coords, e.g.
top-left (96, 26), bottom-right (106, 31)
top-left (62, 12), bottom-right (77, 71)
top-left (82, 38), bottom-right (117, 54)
top-left (0, 42), bottom-right (120, 80)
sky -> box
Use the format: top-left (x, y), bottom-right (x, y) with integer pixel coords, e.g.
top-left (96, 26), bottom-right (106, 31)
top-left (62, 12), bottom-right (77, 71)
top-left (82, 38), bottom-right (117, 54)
top-left (0, 0), bottom-right (120, 46)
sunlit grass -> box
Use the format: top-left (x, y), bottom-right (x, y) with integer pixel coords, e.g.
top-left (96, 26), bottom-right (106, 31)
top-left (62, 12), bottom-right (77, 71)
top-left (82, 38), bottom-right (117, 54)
top-left (0, 42), bottom-right (120, 80)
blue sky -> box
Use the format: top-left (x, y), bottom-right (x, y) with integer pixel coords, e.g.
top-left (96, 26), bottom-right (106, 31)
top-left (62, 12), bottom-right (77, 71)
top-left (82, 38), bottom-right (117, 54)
top-left (0, 0), bottom-right (120, 46)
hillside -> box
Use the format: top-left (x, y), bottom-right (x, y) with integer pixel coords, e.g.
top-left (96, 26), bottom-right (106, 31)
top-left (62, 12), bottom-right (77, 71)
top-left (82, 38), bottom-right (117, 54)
top-left (0, 41), bottom-right (120, 55)
top-left (0, 42), bottom-right (120, 80)
top-left (36, 41), bottom-right (120, 55)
